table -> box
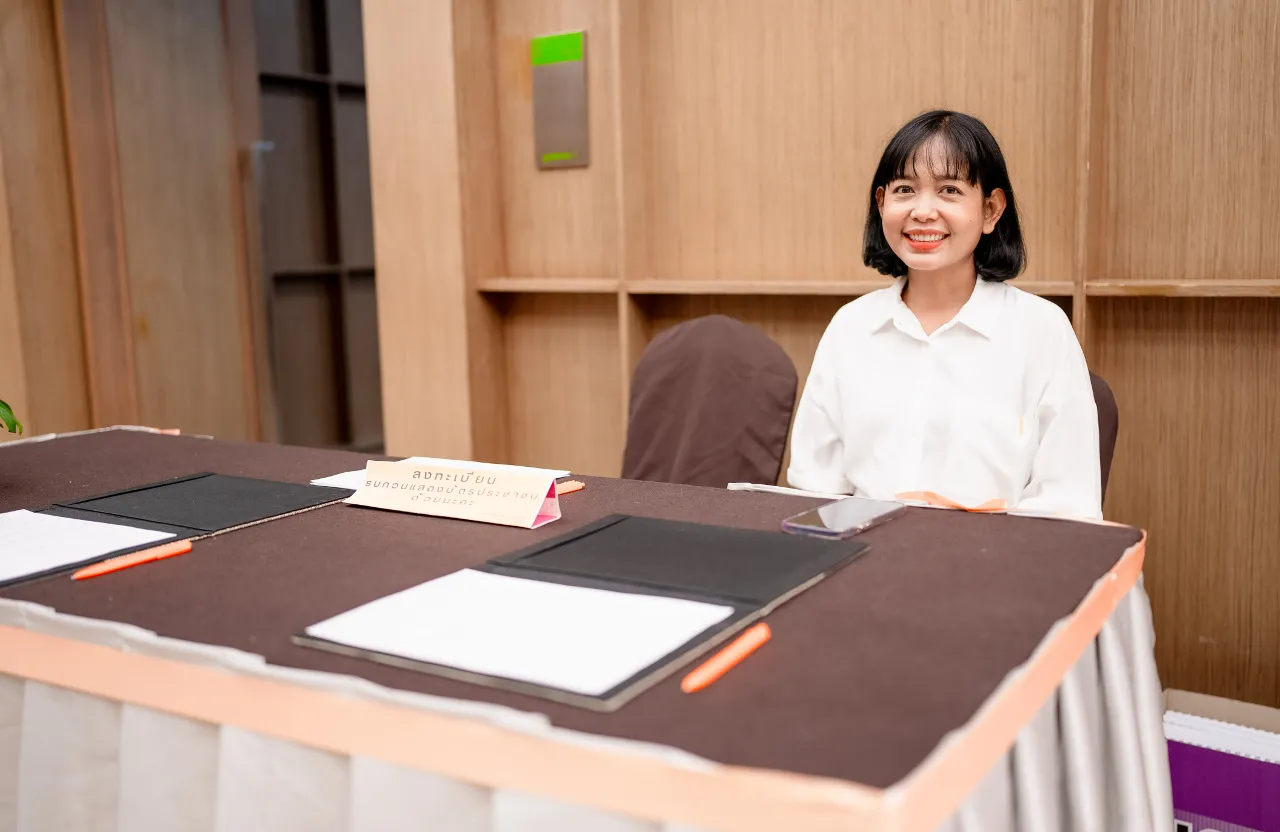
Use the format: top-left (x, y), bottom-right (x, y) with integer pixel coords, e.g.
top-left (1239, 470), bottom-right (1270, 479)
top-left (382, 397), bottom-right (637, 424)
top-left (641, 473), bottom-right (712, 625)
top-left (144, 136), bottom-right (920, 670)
top-left (0, 428), bottom-right (1172, 830)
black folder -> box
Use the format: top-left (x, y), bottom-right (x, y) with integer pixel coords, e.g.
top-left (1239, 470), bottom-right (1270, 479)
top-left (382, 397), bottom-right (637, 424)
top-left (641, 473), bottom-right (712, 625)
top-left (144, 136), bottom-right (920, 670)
top-left (2, 473), bottom-right (351, 587)
top-left (297, 514), bottom-right (869, 711)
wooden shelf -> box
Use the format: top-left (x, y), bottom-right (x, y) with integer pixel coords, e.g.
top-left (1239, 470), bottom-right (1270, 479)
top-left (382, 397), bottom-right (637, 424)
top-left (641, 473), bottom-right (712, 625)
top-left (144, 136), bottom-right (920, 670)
top-left (1085, 279), bottom-right (1280, 297)
top-left (259, 69), bottom-right (332, 87)
top-left (272, 266), bottom-right (341, 280)
top-left (474, 277), bottom-right (1077, 297)
top-left (476, 277), bottom-right (619, 293)
top-left (1017, 281), bottom-right (1076, 296)
top-left (474, 278), bottom-right (1280, 299)
top-left (625, 279), bottom-right (889, 296)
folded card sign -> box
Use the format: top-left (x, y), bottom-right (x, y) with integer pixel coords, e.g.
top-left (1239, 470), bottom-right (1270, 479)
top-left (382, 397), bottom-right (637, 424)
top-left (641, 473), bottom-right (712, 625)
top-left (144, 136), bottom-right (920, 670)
top-left (346, 461), bottom-right (561, 529)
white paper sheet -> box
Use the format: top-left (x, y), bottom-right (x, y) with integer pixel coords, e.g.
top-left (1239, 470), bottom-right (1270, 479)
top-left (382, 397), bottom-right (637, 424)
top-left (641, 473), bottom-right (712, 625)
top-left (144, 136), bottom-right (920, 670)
top-left (311, 458), bottom-right (571, 491)
top-left (306, 569), bottom-right (734, 696)
top-left (0, 510), bottom-right (175, 583)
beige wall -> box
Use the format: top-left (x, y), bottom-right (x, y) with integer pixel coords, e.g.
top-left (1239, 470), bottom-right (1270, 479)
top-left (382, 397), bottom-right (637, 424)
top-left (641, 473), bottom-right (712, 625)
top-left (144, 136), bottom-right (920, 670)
top-left (103, 0), bottom-right (254, 438)
top-left (0, 0), bottom-right (258, 441)
top-left (0, 0), bottom-right (91, 441)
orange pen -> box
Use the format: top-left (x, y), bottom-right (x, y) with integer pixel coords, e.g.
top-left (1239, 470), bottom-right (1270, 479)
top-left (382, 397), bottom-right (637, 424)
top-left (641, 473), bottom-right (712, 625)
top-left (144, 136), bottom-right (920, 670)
top-left (681, 622), bottom-right (772, 693)
top-left (72, 540), bottom-right (193, 581)
top-left (555, 480), bottom-right (585, 496)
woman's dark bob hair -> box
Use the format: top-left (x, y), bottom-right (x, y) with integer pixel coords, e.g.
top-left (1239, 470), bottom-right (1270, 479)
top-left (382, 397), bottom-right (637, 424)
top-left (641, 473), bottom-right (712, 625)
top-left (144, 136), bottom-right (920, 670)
top-left (862, 110), bottom-right (1025, 281)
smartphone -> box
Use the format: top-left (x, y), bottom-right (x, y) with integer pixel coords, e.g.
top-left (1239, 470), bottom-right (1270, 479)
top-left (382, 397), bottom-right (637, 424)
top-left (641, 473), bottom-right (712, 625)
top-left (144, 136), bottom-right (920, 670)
top-left (781, 496), bottom-right (906, 539)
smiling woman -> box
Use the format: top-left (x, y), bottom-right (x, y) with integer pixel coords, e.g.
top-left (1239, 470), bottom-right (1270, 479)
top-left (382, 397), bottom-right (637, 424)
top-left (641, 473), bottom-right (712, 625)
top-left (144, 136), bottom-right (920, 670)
top-left (863, 111), bottom-right (1025, 287)
top-left (788, 111), bottom-right (1102, 520)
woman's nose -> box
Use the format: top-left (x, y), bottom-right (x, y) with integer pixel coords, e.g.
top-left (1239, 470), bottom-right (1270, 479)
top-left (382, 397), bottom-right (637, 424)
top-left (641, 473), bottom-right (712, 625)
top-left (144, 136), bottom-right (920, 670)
top-left (909, 198), bottom-right (939, 221)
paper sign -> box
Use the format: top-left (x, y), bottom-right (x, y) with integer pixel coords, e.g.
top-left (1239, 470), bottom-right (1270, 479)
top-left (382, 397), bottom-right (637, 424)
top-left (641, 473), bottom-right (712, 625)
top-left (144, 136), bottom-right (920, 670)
top-left (346, 461), bottom-right (561, 529)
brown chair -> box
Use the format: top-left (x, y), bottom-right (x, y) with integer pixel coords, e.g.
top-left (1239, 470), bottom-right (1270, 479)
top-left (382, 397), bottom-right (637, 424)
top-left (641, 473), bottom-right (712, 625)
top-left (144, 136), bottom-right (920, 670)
top-left (622, 315), bottom-right (798, 487)
top-left (1091, 372), bottom-right (1118, 500)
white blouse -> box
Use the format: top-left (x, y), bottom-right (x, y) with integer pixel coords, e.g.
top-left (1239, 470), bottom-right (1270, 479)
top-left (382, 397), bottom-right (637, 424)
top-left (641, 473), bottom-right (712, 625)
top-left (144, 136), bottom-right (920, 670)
top-left (787, 278), bottom-right (1102, 519)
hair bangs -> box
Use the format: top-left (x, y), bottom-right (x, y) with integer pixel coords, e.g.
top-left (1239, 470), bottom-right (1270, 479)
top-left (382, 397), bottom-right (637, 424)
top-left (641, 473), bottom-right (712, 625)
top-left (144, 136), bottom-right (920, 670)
top-left (881, 115), bottom-right (984, 189)
top-left (896, 133), bottom-right (977, 186)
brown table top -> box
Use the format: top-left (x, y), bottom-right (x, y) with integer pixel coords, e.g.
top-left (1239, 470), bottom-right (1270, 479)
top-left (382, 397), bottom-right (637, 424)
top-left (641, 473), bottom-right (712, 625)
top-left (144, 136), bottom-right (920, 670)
top-left (0, 430), bottom-right (1141, 788)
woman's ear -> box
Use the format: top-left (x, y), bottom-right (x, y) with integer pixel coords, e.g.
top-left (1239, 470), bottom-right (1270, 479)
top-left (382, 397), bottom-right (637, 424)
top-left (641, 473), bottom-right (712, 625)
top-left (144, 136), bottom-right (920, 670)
top-left (875, 186), bottom-right (885, 212)
top-left (982, 189), bottom-right (1007, 234)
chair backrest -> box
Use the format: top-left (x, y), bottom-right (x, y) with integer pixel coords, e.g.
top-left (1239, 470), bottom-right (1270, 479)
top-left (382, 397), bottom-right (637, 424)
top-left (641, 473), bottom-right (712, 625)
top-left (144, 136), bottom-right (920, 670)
top-left (622, 315), bottom-right (798, 487)
top-left (1090, 372), bottom-right (1119, 500)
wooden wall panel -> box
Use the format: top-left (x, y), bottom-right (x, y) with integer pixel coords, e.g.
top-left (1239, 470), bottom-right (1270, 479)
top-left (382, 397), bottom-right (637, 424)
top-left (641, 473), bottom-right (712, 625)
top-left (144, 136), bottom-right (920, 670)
top-left (365, 0), bottom-right (484, 458)
top-left (344, 273), bottom-right (383, 449)
top-left (1095, 0), bottom-right (1280, 282)
top-left (54, 0), bottom-right (140, 428)
top-left (253, 0), bottom-right (320, 76)
top-left (272, 276), bottom-right (345, 448)
top-left (327, 0), bottom-right (365, 82)
top-left (0, 0), bottom-right (91, 437)
top-left (455, 0), bottom-right (510, 463)
top-left (1091, 298), bottom-right (1280, 707)
top-left (260, 84), bottom-right (334, 270)
top-left (104, 0), bottom-right (252, 439)
top-left (628, 0), bottom-right (1082, 284)
top-left (0, 123), bottom-right (27, 442)
top-left (494, 0), bottom-right (618, 278)
top-left (502, 294), bottom-right (623, 476)
top-left (224, 0), bottom-right (276, 443)
top-left (335, 94), bottom-right (375, 268)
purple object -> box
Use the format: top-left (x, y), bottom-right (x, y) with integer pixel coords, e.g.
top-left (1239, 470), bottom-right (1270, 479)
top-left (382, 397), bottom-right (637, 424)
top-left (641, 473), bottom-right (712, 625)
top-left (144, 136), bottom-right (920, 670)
top-left (1168, 740), bottom-right (1280, 832)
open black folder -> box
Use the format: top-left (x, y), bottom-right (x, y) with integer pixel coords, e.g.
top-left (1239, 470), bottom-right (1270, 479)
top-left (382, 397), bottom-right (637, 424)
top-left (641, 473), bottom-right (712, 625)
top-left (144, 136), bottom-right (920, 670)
top-left (296, 514), bottom-right (869, 711)
top-left (0, 473), bottom-right (351, 588)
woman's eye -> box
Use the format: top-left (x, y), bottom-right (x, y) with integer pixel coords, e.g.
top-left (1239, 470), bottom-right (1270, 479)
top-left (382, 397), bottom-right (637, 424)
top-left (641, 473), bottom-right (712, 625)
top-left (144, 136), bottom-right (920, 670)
top-left (893, 185), bottom-right (913, 194)
top-left (942, 186), bottom-right (961, 195)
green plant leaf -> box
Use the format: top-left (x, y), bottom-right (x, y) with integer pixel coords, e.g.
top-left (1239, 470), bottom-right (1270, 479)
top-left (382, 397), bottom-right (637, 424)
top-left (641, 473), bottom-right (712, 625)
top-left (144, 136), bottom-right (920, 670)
top-left (0, 399), bottom-right (23, 434)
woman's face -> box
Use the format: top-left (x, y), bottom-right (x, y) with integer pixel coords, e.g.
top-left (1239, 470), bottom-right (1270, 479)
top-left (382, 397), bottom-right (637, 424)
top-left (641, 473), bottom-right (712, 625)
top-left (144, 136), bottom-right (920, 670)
top-left (875, 143), bottom-right (1005, 276)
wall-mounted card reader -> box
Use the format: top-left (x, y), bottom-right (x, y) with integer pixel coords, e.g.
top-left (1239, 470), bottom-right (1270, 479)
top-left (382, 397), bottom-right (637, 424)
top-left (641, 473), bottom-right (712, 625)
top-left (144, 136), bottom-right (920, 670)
top-left (531, 31), bottom-right (589, 170)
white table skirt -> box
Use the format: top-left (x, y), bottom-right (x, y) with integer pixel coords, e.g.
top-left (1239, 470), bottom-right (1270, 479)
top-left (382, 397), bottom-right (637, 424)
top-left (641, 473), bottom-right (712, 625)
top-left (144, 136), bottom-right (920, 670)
top-left (0, 583), bottom-right (1171, 832)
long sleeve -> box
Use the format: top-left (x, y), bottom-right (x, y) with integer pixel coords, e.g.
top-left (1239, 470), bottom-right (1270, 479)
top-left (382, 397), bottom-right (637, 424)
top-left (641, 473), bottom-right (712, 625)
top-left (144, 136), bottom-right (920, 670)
top-left (786, 327), bottom-right (854, 494)
top-left (1017, 327), bottom-right (1103, 520)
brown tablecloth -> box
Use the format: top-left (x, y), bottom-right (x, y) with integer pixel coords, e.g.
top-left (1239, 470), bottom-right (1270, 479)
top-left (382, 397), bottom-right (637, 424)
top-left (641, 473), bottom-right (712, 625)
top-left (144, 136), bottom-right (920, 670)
top-left (0, 430), bottom-right (1141, 789)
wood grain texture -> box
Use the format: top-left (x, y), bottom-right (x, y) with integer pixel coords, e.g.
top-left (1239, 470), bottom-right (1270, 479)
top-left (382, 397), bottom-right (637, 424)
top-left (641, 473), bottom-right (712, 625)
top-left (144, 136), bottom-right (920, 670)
top-left (479, 277), bottom-right (618, 293)
top-left (454, 0), bottom-right (510, 465)
top-left (272, 275), bottom-right (345, 448)
top-left (625, 0), bottom-right (1082, 284)
top-left (1071, 0), bottom-right (1103, 343)
top-left (503, 294), bottom-right (623, 476)
top-left (327, 0), bottom-right (365, 83)
top-left (334, 94), bottom-right (376, 268)
top-left (495, 0), bottom-right (618, 278)
top-left (252, 0), bottom-right (319, 76)
top-left (343, 274), bottom-right (383, 448)
top-left (1095, 0), bottom-right (1280, 282)
top-left (53, 0), bottom-right (137, 427)
top-left (476, 278), bottom-right (1076, 297)
top-left (1087, 280), bottom-right (1280, 298)
top-left (0, 0), bottom-right (91, 437)
top-left (638, 294), bottom-right (851, 484)
top-left (224, 0), bottom-right (276, 442)
top-left (365, 0), bottom-right (479, 458)
top-left (104, 0), bottom-right (252, 439)
top-left (617, 290), bottom-right (645, 427)
top-left (259, 84), bottom-right (334, 270)
top-left (1091, 298), bottom-right (1280, 707)
top-left (628, 280), bottom-right (892, 297)
top-left (0, 120), bottom-right (27, 443)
